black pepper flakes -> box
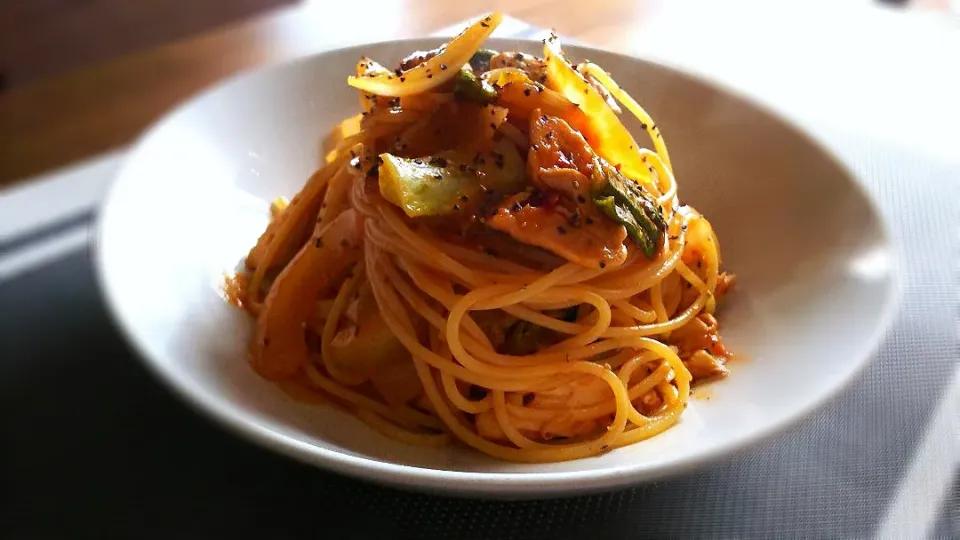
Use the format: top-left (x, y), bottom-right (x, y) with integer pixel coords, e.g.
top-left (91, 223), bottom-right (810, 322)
top-left (545, 131), bottom-right (553, 140)
top-left (489, 122), bottom-right (497, 130)
top-left (540, 114), bottom-right (548, 122)
top-left (413, 159), bottom-right (424, 165)
top-left (538, 74), bottom-right (547, 84)
top-left (480, 22), bottom-right (490, 27)
top-left (599, 262), bottom-right (607, 269)
top-left (433, 174), bottom-right (443, 180)
top-left (340, 239), bottom-right (350, 248)
top-left (453, 204), bottom-right (460, 211)
top-left (697, 261), bottom-right (702, 269)
top-left (314, 238), bottom-right (324, 248)
top-left (639, 122), bottom-right (648, 129)
top-left (394, 68), bottom-right (403, 77)
top-left (440, 64), bottom-right (448, 70)
top-left (557, 226), bottom-right (567, 235)
top-left (427, 74), bottom-right (433, 79)
top-left (399, 77), bottom-right (406, 82)
top-left (460, 195), bottom-right (469, 202)
top-left (577, 195), bottom-right (586, 203)
top-left (523, 88), bottom-right (532, 97)
top-left (585, 217), bottom-right (594, 224)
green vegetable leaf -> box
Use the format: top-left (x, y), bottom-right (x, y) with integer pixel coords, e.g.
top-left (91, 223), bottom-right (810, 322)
top-left (378, 139), bottom-right (525, 218)
top-left (379, 155), bottom-right (476, 217)
top-left (591, 158), bottom-right (665, 258)
top-left (468, 48), bottom-right (497, 73)
top-left (453, 67), bottom-right (497, 104)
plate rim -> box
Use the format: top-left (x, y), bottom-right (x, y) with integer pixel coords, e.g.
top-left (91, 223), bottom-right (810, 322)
top-left (92, 36), bottom-right (904, 497)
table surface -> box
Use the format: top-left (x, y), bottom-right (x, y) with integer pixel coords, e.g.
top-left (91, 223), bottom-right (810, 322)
top-left (0, 0), bottom-right (953, 187)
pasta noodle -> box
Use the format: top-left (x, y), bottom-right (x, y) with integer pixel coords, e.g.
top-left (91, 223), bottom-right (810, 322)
top-left (227, 12), bottom-right (737, 463)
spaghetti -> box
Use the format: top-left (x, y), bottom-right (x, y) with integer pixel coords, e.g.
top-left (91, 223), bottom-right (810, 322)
top-left (229, 12), bottom-right (736, 463)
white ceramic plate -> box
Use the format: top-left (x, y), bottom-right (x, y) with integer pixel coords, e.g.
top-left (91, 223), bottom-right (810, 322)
top-left (95, 37), bottom-right (900, 498)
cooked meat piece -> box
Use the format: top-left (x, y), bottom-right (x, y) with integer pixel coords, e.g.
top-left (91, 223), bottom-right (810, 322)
top-left (490, 51), bottom-right (547, 80)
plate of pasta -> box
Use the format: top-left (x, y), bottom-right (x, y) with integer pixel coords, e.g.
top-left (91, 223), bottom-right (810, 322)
top-left (96, 13), bottom-right (899, 496)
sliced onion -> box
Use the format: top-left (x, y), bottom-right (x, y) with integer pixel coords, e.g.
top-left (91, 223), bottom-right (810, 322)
top-left (348, 12), bottom-right (503, 97)
top-left (542, 34), bottom-right (654, 188)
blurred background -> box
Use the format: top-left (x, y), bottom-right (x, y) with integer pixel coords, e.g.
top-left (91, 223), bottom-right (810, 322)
top-left (0, 0), bottom-right (952, 91)
top-left (0, 0), bottom-right (297, 90)
top-left (0, 0), bottom-right (955, 187)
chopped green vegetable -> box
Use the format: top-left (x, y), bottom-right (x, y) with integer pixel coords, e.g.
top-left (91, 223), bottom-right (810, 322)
top-left (454, 68), bottom-right (497, 104)
top-left (468, 48), bottom-right (497, 73)
top-left (379, 155), bottom-right (478, 217)
top-left (378, 139), bottom-right (525, 218)
top-left (591, 158), bottom-right (665, 258)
